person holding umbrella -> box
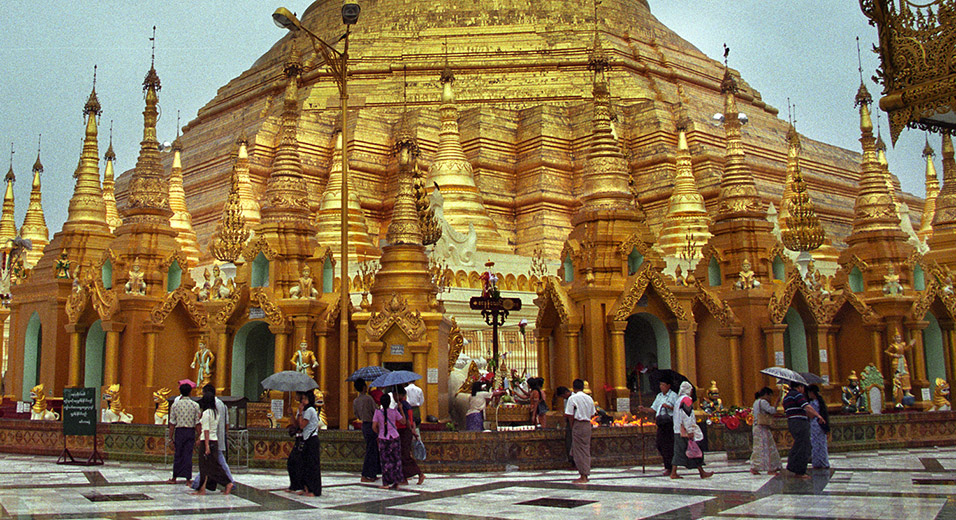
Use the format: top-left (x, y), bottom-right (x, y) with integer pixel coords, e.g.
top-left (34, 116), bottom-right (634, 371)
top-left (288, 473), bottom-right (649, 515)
top-left (640, 373), bottom-right (678, 476)
top-left (783, 380), bottom-right (826, 479)
top-left (352, 378), bottom-right (380, 483)
top-left (295, 390), bottom-right (322, 496)
top-left (372, 393), bottom-right (406, 489)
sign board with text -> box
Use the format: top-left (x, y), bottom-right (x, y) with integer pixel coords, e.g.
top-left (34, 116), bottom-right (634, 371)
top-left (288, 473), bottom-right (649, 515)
top-left (62, 388), bottom-right (97, 437)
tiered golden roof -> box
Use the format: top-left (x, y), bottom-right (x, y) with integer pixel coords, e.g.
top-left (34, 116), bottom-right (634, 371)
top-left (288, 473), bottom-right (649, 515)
top-left (918, 138), bottom-right (939, 241)
top-left (102, 131), bottom-right (123, 232)
top-left (716, 55), bottom-right (762, 216)
top-left (209, 151), bottom-right (251, 263)
top-left (168, 137), bottom-right (201, 266)
top-left (425, 66), bottom-right (509, 253)
top-left (657, 94), bottom-right (710, 258)
top-left (19, 144), bottom-right (49, 268)
top-left (0, 164), bottom-right (16, 247)
top-left (848, 81), bottom-right (902, 236)
top-left (65, 79), bottom-right (109, 233)
top-left (315, 131), bottom-right (378, 260)
top-left (780, 121), bottom-right (825, 252)
top-left (124, 58), bottom-right (172, 222)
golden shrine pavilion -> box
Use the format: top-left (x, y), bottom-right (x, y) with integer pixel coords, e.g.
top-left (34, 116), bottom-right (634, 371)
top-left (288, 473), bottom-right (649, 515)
top-left (2, 0), bottom-right (954, 428)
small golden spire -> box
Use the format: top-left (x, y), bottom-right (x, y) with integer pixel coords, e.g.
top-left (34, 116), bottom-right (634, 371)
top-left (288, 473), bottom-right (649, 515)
top-left (64, 67), bottom-right (109, 233)
top-left (20, 135), bottom-right (49, 268)
top-left (918, 135), bottom-right (939, 240)
top-left (234, 130), bottom-right (260, 227)
top-left (102, 121), bottom-right (123, 232)
top-left (715, 45), bottom-right (762, 216)
top-left (425, 59), bottom-right (509, 253)
top-left (210, 151), bottom-right (251, 263)
top-left (658, 88), bottom-right (711, 258)
top-left (780, 114), bottom-right (825, 252)
top-left (931, 131), bottom-right (956, 231)
top-left (316, 131), bottom-right (377, 258)
top-left (386, 127), bottom-right (424, 246)
top-left (126, 26), bottom-right (172, 217)
top-left (167, 111), bottom-right (201, 266)
top-left (0, 144), bottom-right (17, 245)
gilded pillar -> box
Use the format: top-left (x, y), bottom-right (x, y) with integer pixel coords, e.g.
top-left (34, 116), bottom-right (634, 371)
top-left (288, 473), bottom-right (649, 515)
top-left (144, 332), bottom-right (158, 387)
top-left (273, 329), bottom-right (289, 374)
top-left (101, 322), bottom-right (125, 386)
top-left (65, 324), bottom-right (85, 387)
top-left (213, 326), bottom-right (230, 392)
top-left (567, 329), bottom-right (580, 381)
top-left (719, 329), bottom-right (743, 406)
top-left (410, 341), bottom-right (429, 418)
top-left (608, 321), bottom-right (627, 399)
top-left (536, 328), bottom-right (552, 391)
top-left (317, 333), bottom-right (328, 394)
top-left (906, 320), bottom-right (928, 385)
top-left (868, 326), bottom-right (885, 374)
top-left (673, 325), bottom-right (696, 386)
top-left (826, 328), bottom-right (840, 385)
top-left (945, 324), bottom-right (956, 385)
top-left (762, 323), bottom-right (788, 370)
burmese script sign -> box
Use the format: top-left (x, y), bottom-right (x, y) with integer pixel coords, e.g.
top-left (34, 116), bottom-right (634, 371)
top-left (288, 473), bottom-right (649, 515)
top-left (468, 296), bottom-right (522, 312)
top-left (63, 388), bottom-right (97, 437)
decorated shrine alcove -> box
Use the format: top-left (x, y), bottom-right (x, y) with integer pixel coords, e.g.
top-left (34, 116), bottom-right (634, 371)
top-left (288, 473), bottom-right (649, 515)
top-left (231, 320), bottom-right (275, 400)
top-left (21, 311), bottom-right (42, 399)
top-left (783, 307), bottom-right (810, 373)
top-left (922, 312), bottom-right (947, 392)
top-left (624, 312), bottom-right (670, 392)
top-left (84, 320), bottom-right (106, 393)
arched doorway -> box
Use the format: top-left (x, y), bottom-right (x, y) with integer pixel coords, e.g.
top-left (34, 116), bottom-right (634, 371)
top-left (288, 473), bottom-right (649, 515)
top-left (231, 321), bottom-right (275, 400)
top-left (783, 308), bottom-right (809, 372)
top-left (84, 321), bottom-right (106, 394)
top-left (21, 312), bottom-right (42, 398)
top-left (923, 312), bottom-right (947, 389)
top-left (625, 313), bottom-right (671, 392)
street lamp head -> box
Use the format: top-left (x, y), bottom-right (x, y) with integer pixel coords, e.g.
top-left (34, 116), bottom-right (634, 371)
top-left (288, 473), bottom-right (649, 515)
top-left (342, 3), bottom-right (361, 25)
top-left (273, 7), bottom-right (301, 31)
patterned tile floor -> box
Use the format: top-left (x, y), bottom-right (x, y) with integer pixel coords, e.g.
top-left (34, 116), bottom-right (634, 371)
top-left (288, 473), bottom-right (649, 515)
top-left (0, 446), bottom-right (954, 519)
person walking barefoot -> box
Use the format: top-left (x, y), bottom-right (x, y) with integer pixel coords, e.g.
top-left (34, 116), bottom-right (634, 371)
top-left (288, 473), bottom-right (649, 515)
top-left (670, 382), bottom-right (713, 480)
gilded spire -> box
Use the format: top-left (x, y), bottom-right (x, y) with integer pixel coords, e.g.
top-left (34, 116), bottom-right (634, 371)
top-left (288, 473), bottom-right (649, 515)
top-left (918, 137), bottom-right (939, 240)
top-left (875, 114), bottom-right (899, 206)
top-left (167, 116), bottom-right (201, 266)
top-left (261, 36), bottom-right (310, 223)
top-left (20, 136), bottom-right (49, 268)
top-left (716, 45), bottom-right (762, 216)
top-left (65, 66), bottom-right (109, 232)
top-left (579, 31), bottom-right (636, 213)
top-left (848, 70), bottom-right (901, 236)
top-left (210, 149), bottom-right (251, 263)
top-left (0, 146), bottom-right (17, 245)
top-left (126, 27), bottom-right (172, 220)
top-left (316, 131), bottom-right (377, 258)
top-left (386, 127), bottom-right (424, 246)
top-left (425, 62), bottom-right (509, 253)
top-left (780, 116), bottom-right (825, 252)
top-left (931, 132), bottom-right (956, 230)
top-left (398, 67), bottom-right (440, 246)
top-left (234, 130), bottom-right (260, 227)
top-left (102, 121), bottom-right (123, 231)
top-left (658, 87), bottom-right (710, 258)
top-left (778, 103), bottom-right (799, 235)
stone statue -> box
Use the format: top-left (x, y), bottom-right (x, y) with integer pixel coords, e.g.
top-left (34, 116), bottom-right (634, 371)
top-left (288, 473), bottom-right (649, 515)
top-left (931, 378), bottom-right (951, 411)
top-left (103, 384), bottom-right (133, 423)
top-left (841, 370), bottom-right (864, 413)
top-left (884, 329), bottom-right (915, 407)
top-left (942, 268), bottom-right (954, 296)
top-left (289, 265), bottom-right (318, 299)
top-left (290, 341), bottom-right (319, 378)
top-left (734, 259), bottom-right (760, 290)
top-left (125, 263), bottom-right (146, 295)
top-left (882, 265), bottom-right (903, 296)
top-left (193, 268), bottom-right (211, 302)
top-left (29, 384), bottom-right (59, 421)
top-left (210, 264), bottom-right (234, 300)
top-left (314, 389), bottom-right (329, 429)
top-left (191, 340), bottom-right (215, 388)
top-left (153, 387), bottom-right (172, 425)
top-left (701, 380), bottom-right (724, 414)
top-left (674, 265), bottom-right (688, 286)
top-left (54, 251), bottom-right (71, 279)
top-left (71, 266), bottom-right (84, 294)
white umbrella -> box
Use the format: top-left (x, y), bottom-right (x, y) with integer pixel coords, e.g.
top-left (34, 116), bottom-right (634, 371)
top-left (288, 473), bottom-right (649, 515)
top-left (760, 367), bottom-right (809, 385)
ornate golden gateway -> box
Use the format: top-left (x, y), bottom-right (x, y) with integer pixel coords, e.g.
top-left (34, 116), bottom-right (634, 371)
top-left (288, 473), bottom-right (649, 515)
top-left (861, 0), bottom-right (956, 143)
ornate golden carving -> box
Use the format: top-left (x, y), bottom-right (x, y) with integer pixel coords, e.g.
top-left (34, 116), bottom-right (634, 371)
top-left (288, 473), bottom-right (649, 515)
top-left (212, 283), bottom-right (243, 326)
top-left (242, 235), bottom-right (278, 262)
top-left (366, 293), bottom-right (426, 342)
top-left (614, 263), bottom-right (688, 321)
top-left (210, 151), bottom-right (251, 263)
top-left (447, 317), bottom-right (465, 372)
top-left (150, 286), bottom-right (208, 328)
top-left (250, 287), bottom-right (286, 327)
top-left (692, 279), bottom-right (740, 328)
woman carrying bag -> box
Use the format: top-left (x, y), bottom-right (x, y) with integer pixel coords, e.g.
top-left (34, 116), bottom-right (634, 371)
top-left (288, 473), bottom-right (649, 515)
top-left (749, 387), bottom-right (782, 475)
top-left (670, 381), bottom-right (714, 479)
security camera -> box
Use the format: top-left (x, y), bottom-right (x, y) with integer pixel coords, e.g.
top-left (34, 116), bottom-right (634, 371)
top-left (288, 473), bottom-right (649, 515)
top-left (712, 113), bottom-right (725, 125)
top-left (738, 113), bottom-right (749, 126)
top-left (342, 3), bottom-right (360, 25)
top-left (158, 141), bottom-right (173, 152)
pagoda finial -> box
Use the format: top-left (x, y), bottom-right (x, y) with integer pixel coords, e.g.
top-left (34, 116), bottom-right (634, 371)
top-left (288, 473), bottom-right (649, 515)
top-left (32, 134), bottom-right (42, 173)
top-left (84, 65), bottom-right (102, 117)
top-left (720, 44), bottom-right (738, 95)
top-left (126, 28), bottom-right (170, 215)
top-left (855, 37), bottom-right (873, 108)
top-left (143, 27), bottom-right (161, 93)
top-left (6, 143), bottom-right (14, 183)
top-left (440, 37), bottom-right (454, 85)
top-left (918, 134), bottom-right (940, 240)
top-left (102, 121), bottom-right (121, 231)
top-left (781, 103), bottom-right (825, 252)
top-left (20, 134), bottom-right (49, 268)
top-left (1, 143), bottom-right (17, 244)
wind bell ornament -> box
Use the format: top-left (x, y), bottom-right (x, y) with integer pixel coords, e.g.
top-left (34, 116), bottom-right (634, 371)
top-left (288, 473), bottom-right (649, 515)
top-left (470, 261), bottom-right (522, 379)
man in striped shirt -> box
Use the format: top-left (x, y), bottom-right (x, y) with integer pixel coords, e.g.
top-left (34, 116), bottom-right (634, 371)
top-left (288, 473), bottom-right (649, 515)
top-left (783, 382), bottom-right (826, 478)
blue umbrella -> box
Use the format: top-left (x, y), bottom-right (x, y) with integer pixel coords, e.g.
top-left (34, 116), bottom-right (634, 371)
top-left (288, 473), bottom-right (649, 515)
top-left (346, 366), bottom-right (391, 382)
top-left (370, 370), bottom-right (421, 389)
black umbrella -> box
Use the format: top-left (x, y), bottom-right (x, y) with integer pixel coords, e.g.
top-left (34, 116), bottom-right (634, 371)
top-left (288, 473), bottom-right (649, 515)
top-left (647, 368), bottom-right (689, 389)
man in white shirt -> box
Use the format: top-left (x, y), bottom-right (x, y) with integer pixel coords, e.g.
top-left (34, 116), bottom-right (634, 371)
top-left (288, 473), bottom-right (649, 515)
top-left (405, 382), bottom-right (424, 426)
top-left (564, 379), bottom-right (596, 484)
top-left (640, 375), bottom-right (678, 475)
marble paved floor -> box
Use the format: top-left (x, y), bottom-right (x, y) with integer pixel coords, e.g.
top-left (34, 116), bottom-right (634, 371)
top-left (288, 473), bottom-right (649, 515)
top-left (0, 446), bottom-right (954, 519)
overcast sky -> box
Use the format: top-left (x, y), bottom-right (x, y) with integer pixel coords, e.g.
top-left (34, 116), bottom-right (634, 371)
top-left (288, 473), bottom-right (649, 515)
top-left (0, 1), bottom-right (930, 236)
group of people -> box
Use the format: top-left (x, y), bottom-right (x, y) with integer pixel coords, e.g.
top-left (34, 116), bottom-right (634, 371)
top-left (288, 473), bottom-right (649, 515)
top-left (352, 378), bottom-right (426, 490)
top-left (642, 376), bottom-right (714, 479)
top-left (750, 382), bottom-right (830, 478)
top-left (166, 382), bottom-right (235, 495)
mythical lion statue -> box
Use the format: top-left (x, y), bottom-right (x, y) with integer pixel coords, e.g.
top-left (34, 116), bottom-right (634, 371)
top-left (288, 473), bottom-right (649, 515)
top-left (30, 384), bottom-right (59, 421)
top-left (931, 379), bottom-right (951, 412)
top-left (103, 384), bottom-right (133, 423)
top-left (153, 387), bottom-right (172, 425)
